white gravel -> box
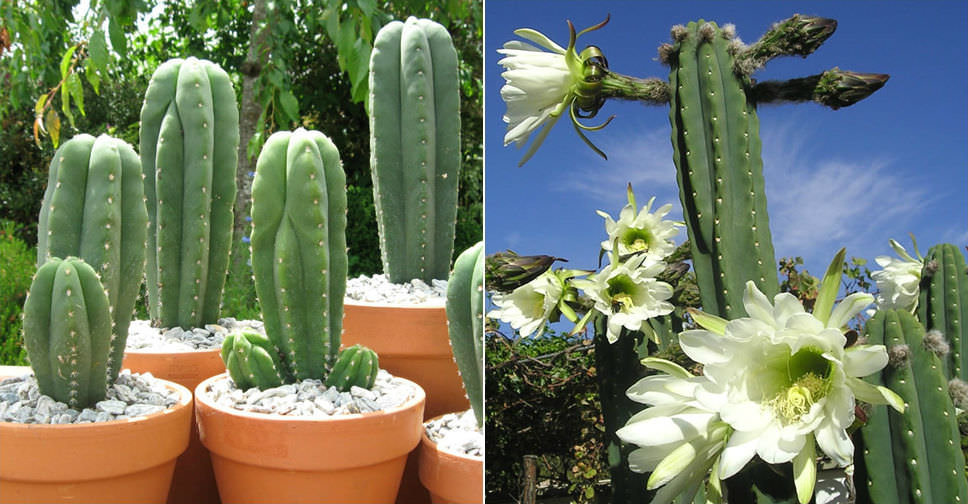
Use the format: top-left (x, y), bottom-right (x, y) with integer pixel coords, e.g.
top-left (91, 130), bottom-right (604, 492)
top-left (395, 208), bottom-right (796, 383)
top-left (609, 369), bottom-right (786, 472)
top-left (425, 409), bottom-right (483, 457)
top-left (203, 369), bottom-right (417, 417)
top-left (125, 318), bottom-right (265, 351)
top-left (345, 274), bottom-right (447, 305)
top-left (0, 371), bottom-right (183, 424)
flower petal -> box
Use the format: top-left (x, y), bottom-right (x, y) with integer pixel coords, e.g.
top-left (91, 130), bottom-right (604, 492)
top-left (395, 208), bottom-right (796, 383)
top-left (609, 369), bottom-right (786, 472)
top-left (617, 411), bottom-right (718, 446)
top-left (756, 424), bottom-right (805, 464)
top-left (792, 436), bottom-right (818, 504)
top-left (827, 293), bottom-right (874, 329)
top-left (843, 345), bottom-right (889, 378)
top-left (648, 438), bottom-right (701, 489)
top-left (814, 419), bottom-right (853, 467)
top-left (679, 330), bottom-right (730, 365)
top-left (626, 375), bottom-right (698, 405)
top-left (743, 281), bottom-right (775, 326)
top-left (719, 429), bottom-right (758, 479)
top-left (846, 376), bottom-right (905, 412)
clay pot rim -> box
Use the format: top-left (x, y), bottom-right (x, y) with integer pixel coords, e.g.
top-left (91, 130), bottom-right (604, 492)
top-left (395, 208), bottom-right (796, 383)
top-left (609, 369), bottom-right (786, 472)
top-left (0, 378), bottom-right (192, 431)
top-left (343, 297), bottom-right (445, 310)
top-left (123, 346), bottom-right (222, 355)
top-left (195, 372), bottom-right (427, 423)
top-left (421, 413), bottom-right (484, 462)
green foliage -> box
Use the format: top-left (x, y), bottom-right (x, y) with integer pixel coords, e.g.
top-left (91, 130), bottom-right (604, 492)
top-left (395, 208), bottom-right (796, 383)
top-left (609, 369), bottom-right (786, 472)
top-left (778, 257), bottom-right (819, 310)
top-left (221, 238), bottom-right (262, 321)
top-left (0, 220), bottom-right (34, 365)
top-left (346, 184), bottom-right (381, 276)
top-left (485, 331), bottom-right (606, 503)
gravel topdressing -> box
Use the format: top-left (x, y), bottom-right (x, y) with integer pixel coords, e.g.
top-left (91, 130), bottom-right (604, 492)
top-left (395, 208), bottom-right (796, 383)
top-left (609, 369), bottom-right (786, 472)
top-left (203, 369), bottom-right (418, 417)
top-left (125, 317), bottom-right (265, 352)
top-left (425, 409), bottom-right (483, 457)
top-left (0, 371), bottom-right (183, 425)
top-left (345, 274), bottom-right (447, 305)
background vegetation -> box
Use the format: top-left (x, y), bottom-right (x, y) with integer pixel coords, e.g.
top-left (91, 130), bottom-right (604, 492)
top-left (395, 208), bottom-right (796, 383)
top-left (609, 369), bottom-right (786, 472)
top-left (0, 0), bottom-right (482, 364)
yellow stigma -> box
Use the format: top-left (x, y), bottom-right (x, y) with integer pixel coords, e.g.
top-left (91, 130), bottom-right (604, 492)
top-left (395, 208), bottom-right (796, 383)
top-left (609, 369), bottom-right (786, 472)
top-left (772, 372), bottom-right (828, 424)
top-left (628, 238), bottom-right (648, 252)
top-left (612, 293), bottom-right (635, 312)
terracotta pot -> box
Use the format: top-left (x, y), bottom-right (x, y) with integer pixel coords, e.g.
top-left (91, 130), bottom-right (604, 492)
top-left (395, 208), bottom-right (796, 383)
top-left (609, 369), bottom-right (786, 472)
top-left (123, 347), bottom-right (225, 504)
top-left (0, 377), bottom-right (192, 504)
top-left (417, 419), bottom-right (483, 504)
top-left (342, 299), bottom-right (468, 420)
top-left (195, 373), bottom-right (426, 504)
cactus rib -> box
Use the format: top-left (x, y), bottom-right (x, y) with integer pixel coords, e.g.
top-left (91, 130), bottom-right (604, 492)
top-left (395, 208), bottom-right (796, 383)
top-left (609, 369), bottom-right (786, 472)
top-left (918, 243), bottom-right (968, 381)
top-left (446, 241), bottom-right (484, 426)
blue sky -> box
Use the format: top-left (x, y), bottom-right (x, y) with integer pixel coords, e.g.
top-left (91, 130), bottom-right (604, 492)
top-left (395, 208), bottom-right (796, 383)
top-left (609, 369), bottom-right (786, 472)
top-left (484, 1), bottom-right (967, 318)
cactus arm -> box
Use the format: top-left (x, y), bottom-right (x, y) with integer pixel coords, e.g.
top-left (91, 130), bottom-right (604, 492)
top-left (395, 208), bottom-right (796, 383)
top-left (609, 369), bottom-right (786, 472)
top-left (202, 63), bottom-right (239, 323)
top-left (369, 20), bottom-right (405, 282)
top-left (918, 244), bottom-right (968, 381)
top-left (22, 261), bottom-right (56, 396)
top-left (315, 133), bottom-right (346, 366)
top-left (173, 60), bottom-right (215, 327)
top-left (446, 241), bottom-right (484, 426)
top-left (421, 18), bottom-right (461, 279)
top-left (222, 331), bottom-right (284, 390)
top-left (112, 139), bottom-right (147, 381)
top-left (858, 309), bottom-right (968, 504)
top-left (324, 344), bottom-right (379, 392)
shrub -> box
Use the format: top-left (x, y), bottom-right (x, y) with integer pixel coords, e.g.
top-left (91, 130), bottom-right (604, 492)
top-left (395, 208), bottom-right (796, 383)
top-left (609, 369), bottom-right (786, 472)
top-left (486, 329), bottom-right (607, 503)
top-left (0, 220), bottom-right (35, 365)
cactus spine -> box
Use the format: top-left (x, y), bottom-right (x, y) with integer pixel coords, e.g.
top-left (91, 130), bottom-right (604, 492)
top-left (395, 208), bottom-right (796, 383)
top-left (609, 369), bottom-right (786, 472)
top-left (250, 128), bottom-right (346, 382)
top-left (856, 309), bottom-right (968, 504)
top-left (324, 344), bottom-right (379, 392)
top-left (917, 243), bottom-right (968, 381)
top-left (37, 133), bottom-right (146, 382)
top-left (369, 16), bottom-right (460, 284)
top-left (667, 20), bottom-right (779, 319)
top-left (222, 330), bottom-right (284, 391)
top-left (22, 257), bottom-right (113, 409)
top-left (140, 57), bottom-right (239, 329)
top-left (446, 241), bottom-right (484, 426)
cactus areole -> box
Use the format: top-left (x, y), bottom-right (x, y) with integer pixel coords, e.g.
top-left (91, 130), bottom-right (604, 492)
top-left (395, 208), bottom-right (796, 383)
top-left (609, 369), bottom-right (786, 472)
top-left (140, 57), bottom-right (239, 330)
top-left (369, 16), bottom-right (461, 284)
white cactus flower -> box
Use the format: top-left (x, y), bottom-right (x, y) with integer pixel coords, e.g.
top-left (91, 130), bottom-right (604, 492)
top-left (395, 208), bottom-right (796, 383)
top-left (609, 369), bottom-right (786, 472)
top-left (598, 186), bottom-right (681, 261)
top-left (872, 239), bottom-right (923, 311)
top-left (679, 281), bottom-right (904, 503)
top-left (573, 253), bottom-right (674, 343)
top-left (487, 270), bottom-right (563, 337)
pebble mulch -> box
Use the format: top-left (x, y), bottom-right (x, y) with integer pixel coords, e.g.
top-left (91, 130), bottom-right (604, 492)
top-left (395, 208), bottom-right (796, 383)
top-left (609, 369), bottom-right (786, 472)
top-left (0, 371), bottom-right (183, 425)
top-left (125, 318), bottom-right (265, 351)
top-left (345, 274), bottom-right (447, 305)
top-left (425, 409), bottom-right (483, 457)
top-left (204, 369), bottom-right (417, 417)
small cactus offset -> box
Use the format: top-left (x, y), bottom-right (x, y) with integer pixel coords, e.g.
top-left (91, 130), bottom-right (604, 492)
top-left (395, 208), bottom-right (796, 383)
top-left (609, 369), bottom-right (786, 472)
top-left (856, 309), bottom-right (968, 504)
top-left (22, 257), bottom-right (113, 409)
top-left (140, 57), bottom-right (239, 329)
top-left (324, 344), bottom-right (379, 392)
top-left (221, 330), bottom-right (284, 391)
top-left (36, 133), bottom-right (146, 383)
top-left (917, 243), bottom-right (968, 381)
top-left (369, 16), bottom-right (460, 284)
top-left (446, 241), bottom-right (484, 426)
top-left (250, 128), bottom-right (347, 384)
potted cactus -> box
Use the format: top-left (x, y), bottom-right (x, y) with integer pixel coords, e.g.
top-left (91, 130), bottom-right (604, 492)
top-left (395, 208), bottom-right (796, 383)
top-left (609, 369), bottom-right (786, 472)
top-left (194, 128), bottom-right (426, 503)
top-left (418, 241), bottom-right (485, 504)
top-left (343, 15), bottom-right (466, 422)
top-left (0, 256), bottom-right (192, 503)
top-left (123, 56), bottom-right (243, 504)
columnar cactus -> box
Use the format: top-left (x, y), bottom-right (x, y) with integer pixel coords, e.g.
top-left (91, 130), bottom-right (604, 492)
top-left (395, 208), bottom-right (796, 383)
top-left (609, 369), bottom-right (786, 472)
top-left (446, 241), bottom-right (484, 426)
top-left (917, 243), bottom-right (968, 381)
top-left (369, 16), bottom-right (460, 284)
top-left (22, 257), bottom-right (113, 409)
top-left (324, 344), bottom-right (379, 392)
top-left (856, 309), bottom-right (968, 504)
top-left (250, 128), bottom-right (347, 382)
top-left (36, 133), bottom-right (146, 382)
top-left (140, 57), bottom-right (239, 329)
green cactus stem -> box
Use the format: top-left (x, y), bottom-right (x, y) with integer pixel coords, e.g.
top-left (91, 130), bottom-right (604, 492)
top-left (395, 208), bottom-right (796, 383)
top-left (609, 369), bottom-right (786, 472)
top-left (856, 309), bottom-right (968, 504)
top-left (22, 257), bottom-right (113, 409)
top-left (324, 344), bottom-right (379, 392)
top-left (222, 330), bottom-right (284, 391)
top-left (667, 20), bottom-right (780, 319)
top-left (369, 16), bottom-right (460, 284)
top-left (250, 128), bottom-right (346, 383)
top-left (917, 243), bottom-right (968, 382)
top-left (37, 133), bottom-right (146, 383)
top-left (446, 241), bottom-right (484, 426)
top-left (140, 57), bottom-right (239, 329)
